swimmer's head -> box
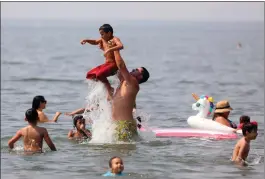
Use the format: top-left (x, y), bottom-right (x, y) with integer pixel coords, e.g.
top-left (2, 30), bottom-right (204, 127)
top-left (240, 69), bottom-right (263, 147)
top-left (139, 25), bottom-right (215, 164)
top-left (109, 156), bottom-right (124, 174)
top-left (239, 115), bottom-right (250, 124)
top-left (32, 95), bottom-right (47, 110)
top-left (73, 115), bottom-right (86, 129)
top-left (242, 121), bottom-right (258, 139)
top-left (130, 67), bottom-right (150, 84)
top-left (25, 108), bottom-right (39, 124)
top-left (99, 24), bottom-right (113, 41)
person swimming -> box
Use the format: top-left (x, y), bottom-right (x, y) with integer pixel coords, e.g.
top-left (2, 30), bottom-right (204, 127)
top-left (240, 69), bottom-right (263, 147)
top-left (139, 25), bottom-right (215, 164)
top-left (103, 156), bottom-right (124, 177)
top-left (68, 115), bottom-right (92, 140)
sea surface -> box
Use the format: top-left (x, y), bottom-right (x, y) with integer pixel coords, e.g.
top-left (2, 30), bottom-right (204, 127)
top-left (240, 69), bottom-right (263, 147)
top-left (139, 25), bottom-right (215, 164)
top-left (1, 19), bottom-right (264, 179)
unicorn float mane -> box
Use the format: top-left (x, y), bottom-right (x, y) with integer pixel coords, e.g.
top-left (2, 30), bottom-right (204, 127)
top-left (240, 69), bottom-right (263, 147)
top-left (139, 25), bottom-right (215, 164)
top-left (191, 93), bottom-right (215, 118)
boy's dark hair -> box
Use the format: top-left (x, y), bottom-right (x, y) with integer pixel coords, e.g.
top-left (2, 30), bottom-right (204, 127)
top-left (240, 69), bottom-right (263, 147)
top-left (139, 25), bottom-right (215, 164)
top-left (139, 67), bottom-right (150, 84)
top-left (73, 115), bottom-right (84, 128)
top-left (99, 24), bottom-right (113, 34)
top-left (109, 156), bottom-right (122, 168)
top-left (32, 95), bottom-right (46, 109)
top-left (25, 108), bottom-right (39, 123)
top-left (239, 115), bottom-right (250, 124)
top-left (242, 122), bottom-right (258, 136)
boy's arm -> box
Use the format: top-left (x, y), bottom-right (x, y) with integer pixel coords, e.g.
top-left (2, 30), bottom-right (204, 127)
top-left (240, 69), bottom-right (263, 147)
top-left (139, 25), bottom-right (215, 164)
top-left (8, 130), bottom-right (22, 149)
top-left (236, 143), bottom-right (248, 164)
top-left (106, 37), bottom-right (124, 53)
top-left (43, 129), bottom-right (57, 151)
top-left (81, 38), bottom-right (101, 45)
top-left (113, 50), bottom-right (132, 83)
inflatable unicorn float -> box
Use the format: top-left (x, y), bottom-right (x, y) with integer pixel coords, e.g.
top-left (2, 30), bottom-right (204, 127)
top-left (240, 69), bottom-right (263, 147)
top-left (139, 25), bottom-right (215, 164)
top-left (139, 93), bottom-right (239, 140)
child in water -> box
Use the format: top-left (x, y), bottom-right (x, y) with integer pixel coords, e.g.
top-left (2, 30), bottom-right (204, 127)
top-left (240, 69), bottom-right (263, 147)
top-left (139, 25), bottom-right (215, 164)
top-left (68, 115), bottom-right (92, 140)
top-left (80, 24), bottom-right (124, 100)
top-left (8, 108), bottom-right (57, 153)
top-left (233, 115), bottom-right (251, 133)
top-left (231, 121), bottom-right (258, 166)
top-left (103, 156), bottom-right (124, 177)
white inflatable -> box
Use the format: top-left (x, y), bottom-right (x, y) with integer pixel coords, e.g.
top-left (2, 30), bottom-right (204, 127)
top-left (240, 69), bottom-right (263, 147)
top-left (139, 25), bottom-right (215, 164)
top-left (187, 94), bottom-right (237, 134)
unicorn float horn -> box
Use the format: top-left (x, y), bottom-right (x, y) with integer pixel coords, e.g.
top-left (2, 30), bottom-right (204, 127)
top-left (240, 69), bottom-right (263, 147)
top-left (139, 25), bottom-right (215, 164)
top-left (192, 93), bottom-right (199, 101)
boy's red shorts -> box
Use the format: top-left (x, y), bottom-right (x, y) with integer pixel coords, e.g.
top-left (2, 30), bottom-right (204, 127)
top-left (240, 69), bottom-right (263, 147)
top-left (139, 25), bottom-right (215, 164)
top-left (86, 62), bottom-right (118, 80)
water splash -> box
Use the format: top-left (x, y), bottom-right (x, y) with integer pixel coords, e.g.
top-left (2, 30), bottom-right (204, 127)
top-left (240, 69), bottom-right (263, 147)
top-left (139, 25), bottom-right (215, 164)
top-left (83, 79), bottom-right (117, 144)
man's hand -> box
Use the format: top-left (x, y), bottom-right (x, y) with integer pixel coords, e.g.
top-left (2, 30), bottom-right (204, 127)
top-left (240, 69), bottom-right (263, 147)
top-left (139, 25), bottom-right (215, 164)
top-left (104, 49), bottom-right (110, 57)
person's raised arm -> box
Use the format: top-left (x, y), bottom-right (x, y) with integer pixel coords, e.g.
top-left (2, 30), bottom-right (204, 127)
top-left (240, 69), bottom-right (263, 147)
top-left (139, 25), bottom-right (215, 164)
top-left (44, 129), bottom-right (57, 151)
top-left (113, 50), bottom-right (132, 83)
top-left (81, 38), bottom-right (101, 45)
top-left (8, 130), bottom-right (22, 149)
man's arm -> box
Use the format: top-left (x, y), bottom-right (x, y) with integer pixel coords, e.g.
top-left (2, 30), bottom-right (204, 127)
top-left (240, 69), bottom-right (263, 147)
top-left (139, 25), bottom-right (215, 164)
top-left (81, 38), bottom-right (101, 45)
top-left (8, 130), bottom-right (22, 149)
top-left (43, 129), bottom-right (57, 151)
top-left (113, 50), bottom-right (132, 83)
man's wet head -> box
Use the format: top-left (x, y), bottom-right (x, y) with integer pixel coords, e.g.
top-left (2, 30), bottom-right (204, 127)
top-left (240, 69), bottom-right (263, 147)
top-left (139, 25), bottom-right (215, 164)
top-left (130, 67), bottom-right (150, 84)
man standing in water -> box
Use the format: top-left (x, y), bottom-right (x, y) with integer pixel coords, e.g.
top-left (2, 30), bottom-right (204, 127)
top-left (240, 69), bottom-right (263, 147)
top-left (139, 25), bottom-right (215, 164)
top-left (111, 50), bottom-right (150, 142)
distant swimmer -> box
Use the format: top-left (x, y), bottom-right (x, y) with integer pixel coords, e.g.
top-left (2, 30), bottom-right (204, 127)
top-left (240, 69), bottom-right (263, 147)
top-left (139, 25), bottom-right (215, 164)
top-left (237, 42), bottom-right (242, 49)
top-left (8, 108), bottom-right (57, 153)
top-left (80, 24), bottom-right (124, 100)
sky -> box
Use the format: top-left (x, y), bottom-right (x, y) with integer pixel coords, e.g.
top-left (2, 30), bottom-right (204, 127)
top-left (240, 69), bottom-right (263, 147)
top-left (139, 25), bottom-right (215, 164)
top-left (1, 2), bottom-right (264, 22)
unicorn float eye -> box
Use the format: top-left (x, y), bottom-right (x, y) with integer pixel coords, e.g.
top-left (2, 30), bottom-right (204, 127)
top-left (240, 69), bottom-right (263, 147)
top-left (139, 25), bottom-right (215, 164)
top-left (196, 103), bottom-right (200, 107)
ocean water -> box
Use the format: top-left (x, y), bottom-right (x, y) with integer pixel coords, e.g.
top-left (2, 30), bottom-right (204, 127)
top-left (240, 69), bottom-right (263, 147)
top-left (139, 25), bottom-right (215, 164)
top-left (1, 20), bottom-right (264, 179)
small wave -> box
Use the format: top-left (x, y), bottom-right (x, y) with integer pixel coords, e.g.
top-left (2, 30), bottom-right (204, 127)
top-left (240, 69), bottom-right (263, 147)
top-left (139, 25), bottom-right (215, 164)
top-left (2, 61), bottom-right (24, 65)
top-left (217, 81), bottom-right (244, 86)
top-left (11, 77), bottom-right (83, 83)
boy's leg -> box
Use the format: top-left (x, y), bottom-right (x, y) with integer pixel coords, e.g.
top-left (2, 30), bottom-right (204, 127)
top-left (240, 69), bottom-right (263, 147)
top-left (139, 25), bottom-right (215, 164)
top-left (96, 62), bottom-right (118, 100)
top-left (98, 76), bottom-right (114, 100)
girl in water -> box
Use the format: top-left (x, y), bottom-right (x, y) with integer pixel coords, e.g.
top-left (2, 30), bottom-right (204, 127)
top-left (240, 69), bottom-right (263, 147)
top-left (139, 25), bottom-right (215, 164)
top-left (32, 95), bottom-right (61, 123)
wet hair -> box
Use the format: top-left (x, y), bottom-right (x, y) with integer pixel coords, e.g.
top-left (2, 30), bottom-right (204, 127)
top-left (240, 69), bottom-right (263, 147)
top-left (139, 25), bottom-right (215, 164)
top-left (139, 67), bottom-right (150, 84)
top-left (109, 156), bottom-right (122, 168)
top-left (242, 122), bottom-right (258, 136)
top-left (32, 95), bottom-right (46, 109)
top-left (99, 24), bottom-right (113, 34)
top-left (73, 115), bottom-right (85, 128)
top-left (25, 108), bottom-right (38, 124)
top-left (239, 115), bottom-right (250, 124)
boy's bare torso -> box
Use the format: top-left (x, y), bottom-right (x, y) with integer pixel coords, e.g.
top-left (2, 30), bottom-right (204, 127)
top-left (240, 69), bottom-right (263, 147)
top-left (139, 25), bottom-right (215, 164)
top-left (101, 37), bottom-right (118, 63)
top-left (21, 126), bottom-right (45, 152)
top-left (232, 137), bottom-right (250, 162)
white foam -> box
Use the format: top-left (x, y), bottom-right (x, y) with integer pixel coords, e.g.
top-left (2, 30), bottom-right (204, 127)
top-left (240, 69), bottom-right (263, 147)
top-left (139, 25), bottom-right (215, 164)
top-left (83, 78), bottom-right (118, 144)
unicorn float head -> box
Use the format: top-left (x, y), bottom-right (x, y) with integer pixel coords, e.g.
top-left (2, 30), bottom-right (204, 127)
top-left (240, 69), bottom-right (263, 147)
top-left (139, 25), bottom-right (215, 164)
top-left (191, 93), bottom-right (214, 118)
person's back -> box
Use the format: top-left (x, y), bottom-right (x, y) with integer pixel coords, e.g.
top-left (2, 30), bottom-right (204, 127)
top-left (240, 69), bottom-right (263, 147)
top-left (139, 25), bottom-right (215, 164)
top-left (8, 108), bottom-right (56, 153)
top-left (20, 125), bottom-right (46, 152)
